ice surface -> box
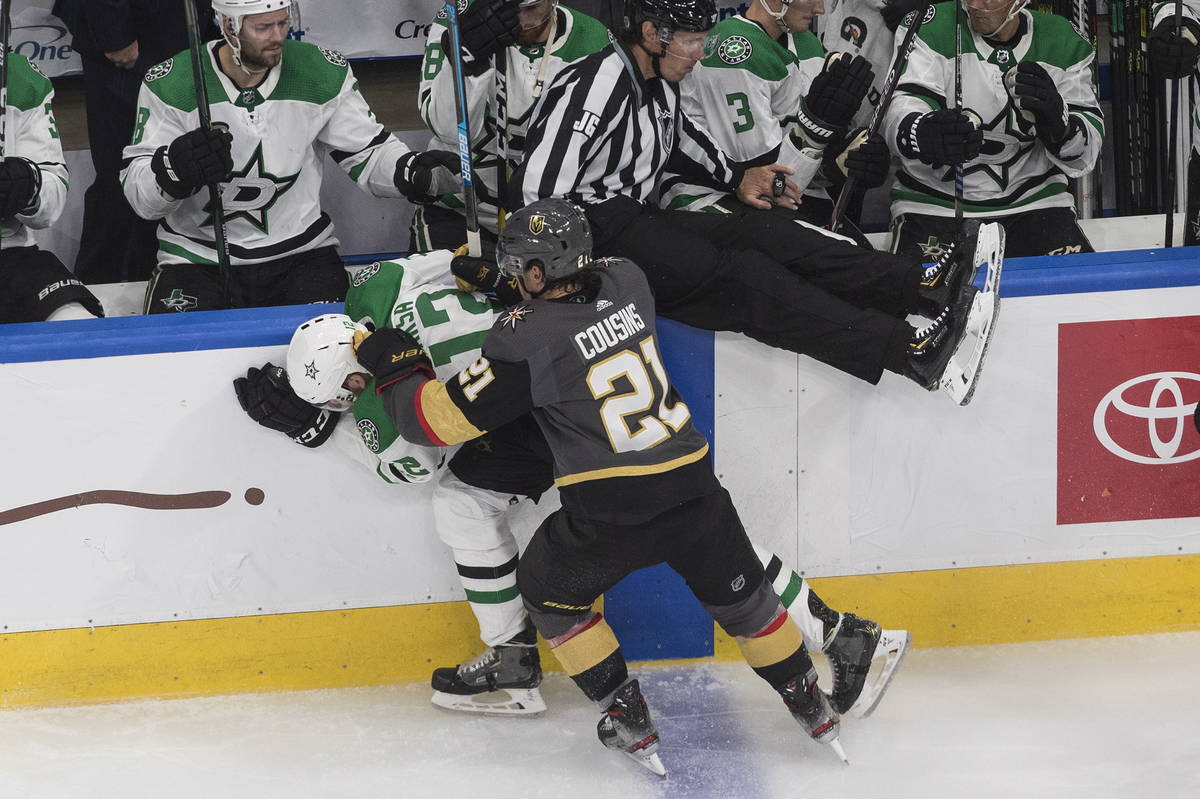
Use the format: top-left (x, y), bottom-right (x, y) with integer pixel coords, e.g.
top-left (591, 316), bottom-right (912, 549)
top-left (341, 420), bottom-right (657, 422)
top-left (1, 633), bottom-right (1198, 799)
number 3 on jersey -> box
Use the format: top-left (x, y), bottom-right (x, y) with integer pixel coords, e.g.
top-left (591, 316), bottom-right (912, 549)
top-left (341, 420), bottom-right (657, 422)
top-left (587, 336), bottom-right (690, 453)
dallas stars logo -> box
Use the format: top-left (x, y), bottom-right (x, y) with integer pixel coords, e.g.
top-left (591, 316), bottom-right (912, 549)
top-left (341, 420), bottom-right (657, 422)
top-left (717, 36), bottom-right (752, 65)
top-left (305, 361), bottom-right (319, 380)
top-left (202, 142), bottom-right (300, 233)
top-left (501, 305), bottom-right (534, 329)
top-left (159, 288), bottom-right (198, 312)
top-left (917, 236), bottom-right (949, 261)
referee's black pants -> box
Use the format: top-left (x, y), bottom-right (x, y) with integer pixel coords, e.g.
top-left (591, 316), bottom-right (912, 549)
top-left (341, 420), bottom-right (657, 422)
top-left (588, 201), bottom-right (920, 385)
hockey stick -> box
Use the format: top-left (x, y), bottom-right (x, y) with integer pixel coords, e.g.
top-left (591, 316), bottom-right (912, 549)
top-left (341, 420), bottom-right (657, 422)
top-left (184, 0), bottom-right (232, 305)
top-left (0, 0), bottom-right (9, 250)
top-left (1165, 0), bottom-right (1183, 246)
top-left (1070, 0), bottom-right (1101, 218)
top-left (953, 0), bottom-right (965, 231)
top-left (445, 1), bottom-right (483, 257)
top-left (829, 4), bottom-right (932, 233)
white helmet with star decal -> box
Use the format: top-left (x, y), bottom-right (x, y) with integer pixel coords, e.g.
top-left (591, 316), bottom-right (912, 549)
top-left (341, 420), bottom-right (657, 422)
top-left (286, 313), bottom-right (368, 411)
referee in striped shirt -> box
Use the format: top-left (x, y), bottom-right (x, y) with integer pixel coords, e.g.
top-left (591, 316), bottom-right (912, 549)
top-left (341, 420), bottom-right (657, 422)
top-left (507, 0), bottom-right (960, 391)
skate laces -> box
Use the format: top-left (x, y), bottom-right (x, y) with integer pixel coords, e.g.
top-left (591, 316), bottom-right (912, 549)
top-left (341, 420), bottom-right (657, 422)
top-left (458, 647), bottom-right (499, 677)
top-left (920, 240), bottom-right (960, 288)
top-left (910, 308), bottom-right (950, 355)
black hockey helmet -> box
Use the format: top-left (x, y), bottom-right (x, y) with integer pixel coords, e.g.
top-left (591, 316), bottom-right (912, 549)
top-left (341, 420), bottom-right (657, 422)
top-left (497, 199), bottom-right (594, 283)
top-left (622, 0), bottom-right (718, 38)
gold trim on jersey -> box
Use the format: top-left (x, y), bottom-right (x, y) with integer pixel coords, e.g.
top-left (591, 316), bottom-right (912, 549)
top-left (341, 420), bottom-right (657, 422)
top-left (553, 443), bottom-right (710, 487)
top-left (417, 380), bottom-right (485, 446)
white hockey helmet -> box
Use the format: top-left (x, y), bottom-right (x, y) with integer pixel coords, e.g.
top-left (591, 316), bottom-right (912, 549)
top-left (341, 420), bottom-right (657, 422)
top-left (213, 0), bottom-right (301, 72)
top-left (286, 313), bottom-right (367, 412)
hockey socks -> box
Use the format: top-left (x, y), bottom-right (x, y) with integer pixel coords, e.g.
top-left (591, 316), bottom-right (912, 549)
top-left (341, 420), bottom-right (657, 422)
top-left (545, 612), bottom-right (628, 703)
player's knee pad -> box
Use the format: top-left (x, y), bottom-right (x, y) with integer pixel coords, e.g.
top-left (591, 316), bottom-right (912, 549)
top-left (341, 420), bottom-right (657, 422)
top-left (432, 469), bottom-right (520, 553)
top-left (702, 575), bottom-right (781, 638)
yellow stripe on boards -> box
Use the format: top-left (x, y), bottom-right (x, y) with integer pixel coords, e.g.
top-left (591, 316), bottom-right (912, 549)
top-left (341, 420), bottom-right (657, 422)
top-left (0, 602), bottom-right (549, 710)
top-left (714, 553), bottom-right (1200, 659)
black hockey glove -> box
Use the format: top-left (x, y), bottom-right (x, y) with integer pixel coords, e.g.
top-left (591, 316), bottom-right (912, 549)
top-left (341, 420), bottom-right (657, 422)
top-left (833, 129), bottom-right (891, 188)
top-left (1010, 61), bottom-right (1069, 146)
top-left (799, 53), bottom-right (874, 136)
top-left (881, 0), bottom-right (931, 32)
top-left (152, 125), bottom-right (234, 200)
top-left (897, 109), bottom-right (982, 167)
top-left (233, 363), bottom-right (339, 448)
top-left (395, 149), bottom-right (462, 204)
top-left (1151, 19), bottom-right (1200, 79)
top-left (0, 157), bottom-right (42, 219)
top-left (353, 328), bottom-right (436, 392)
top-left (446, 0), bottom-right (520, 75)
top-left (451, 249), bottom-right (524, 306)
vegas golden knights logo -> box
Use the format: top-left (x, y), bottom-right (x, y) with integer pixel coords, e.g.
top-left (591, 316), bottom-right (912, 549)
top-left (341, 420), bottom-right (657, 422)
top-left (528, 215), bottom-right (545, 234)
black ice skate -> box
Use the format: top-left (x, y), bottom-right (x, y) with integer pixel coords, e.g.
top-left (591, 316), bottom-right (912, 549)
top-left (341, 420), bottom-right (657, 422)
top-left (778, 668), bottom-right (848, 764)
top-left (430, 627), bottom-right (545, 717)
top-left (597, 679), bottom-right (667, 777)
top-left (917, 218), bottom-right (979, 317)
top-left (906, 221), bottom-right (1005, 406)
top-left (823, 613), bottom-right (911, 719)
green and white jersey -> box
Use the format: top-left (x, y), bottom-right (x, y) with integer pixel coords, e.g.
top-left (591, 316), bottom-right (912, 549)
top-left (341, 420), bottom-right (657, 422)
top-left (122, 39), bottom-right (408, 267)
top-left (1, 50), bottom-right (68, 248)
top-left (336, 250), bottom-right (504, 484)
top-left (417, 2), bottom-right (610, 238)
top-left (1153, 1), bottom-right (1200, 154)
top-left (818, 0), bottom-right (893, 129)
top-left (883, 3), bottom-right (1103, 218)
top-left (665, 15), bottom-right (826, 212)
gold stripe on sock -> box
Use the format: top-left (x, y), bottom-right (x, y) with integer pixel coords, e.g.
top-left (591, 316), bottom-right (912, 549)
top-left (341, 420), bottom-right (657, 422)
top-left (551, 617), bottom-right (620, 676)
top-left (736, 617), bottom-right (803, 669)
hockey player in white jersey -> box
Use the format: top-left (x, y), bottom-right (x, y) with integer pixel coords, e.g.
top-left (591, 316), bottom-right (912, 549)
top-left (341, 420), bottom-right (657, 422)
top-left (235, 248), bottom-right (911, 719)
top-left (0, 51), bottom-right (104, 323)
top-left (1149, 0), bottom-right (1200, 244)
top-left (884, 0), bottom-right (1102, 260)
top-left (668, 0), bottom-right (891, 242)
top-left (412, 0), bottom-right (610, 251)
top-left (122, 0), bottom-right (460, 314)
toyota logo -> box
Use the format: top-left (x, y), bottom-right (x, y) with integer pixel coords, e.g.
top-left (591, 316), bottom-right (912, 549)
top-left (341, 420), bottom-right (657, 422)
top-left (1092, 371), bottom-right (1200, 464)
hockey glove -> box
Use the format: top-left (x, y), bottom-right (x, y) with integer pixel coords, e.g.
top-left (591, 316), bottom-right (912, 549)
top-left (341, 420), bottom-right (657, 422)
top-left (395, 149), bottom-right (462, 204)
top-left (897, 109), bottom-right (982, 167)
top-left (233, 363), bottom-right (339, 448)
top-left (833, 129), bottom-right (891, 187)
top-left (1009, 62), bottom-right (1069, 146)
top-left (0, 157), bottom-right (42, 219)
top-left (1151, 19), bottom-right (1200, 79)
top-left (353, 328), bottom-right (436, 393)
top-left (450, 0), bottom-right (520, 74)
top-left (797, 53), bottom-right (874, 141)
top-left (152, 125), bottom-right (234, 200)
top-left (881, 0), bottom-right (931, 31)
top-left (451, 246), bottom-right (524, 306)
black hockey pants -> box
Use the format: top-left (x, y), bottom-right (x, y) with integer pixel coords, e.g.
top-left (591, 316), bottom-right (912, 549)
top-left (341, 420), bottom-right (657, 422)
top-left (586, 200), bottom-right (918, 385)
top-left (891, 207), bottom-right (1094, 260)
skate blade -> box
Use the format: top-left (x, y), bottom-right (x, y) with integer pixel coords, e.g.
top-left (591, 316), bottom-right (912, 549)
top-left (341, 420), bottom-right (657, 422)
top-left (828, 737), bottom-right (851, 766)
top-left (941, 233), bottom-right (1004, 406)
top-left (620, 748), bottom-right (667, 777)
top-left (847, 629), bottom-right (912, 719)
top-left (430, 687), bottom-right (546, 717)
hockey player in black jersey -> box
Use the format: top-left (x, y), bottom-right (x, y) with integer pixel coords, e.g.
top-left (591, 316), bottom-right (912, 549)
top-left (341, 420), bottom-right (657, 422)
top-left (505, 0), bottom-right (1004, 405)
top-left (350, 199), bottom-right (914, 774)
